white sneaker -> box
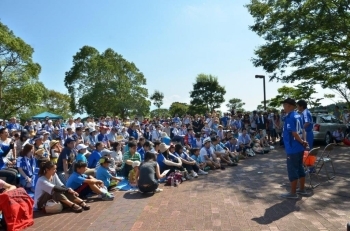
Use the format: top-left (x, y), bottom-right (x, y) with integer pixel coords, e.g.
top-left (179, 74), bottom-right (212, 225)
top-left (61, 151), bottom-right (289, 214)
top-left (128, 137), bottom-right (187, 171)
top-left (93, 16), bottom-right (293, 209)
top-left (198, 169), bottom-right (208, 175)
top-left (154, 188), bottom-right (163, 193)
top-left (191, 171), bottom-right (198, 178)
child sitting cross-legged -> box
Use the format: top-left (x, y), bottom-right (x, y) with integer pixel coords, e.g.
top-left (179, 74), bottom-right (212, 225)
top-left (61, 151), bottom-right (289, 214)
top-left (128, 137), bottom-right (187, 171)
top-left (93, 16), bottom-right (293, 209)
top-left (66, 161), bottom-right (114, 201)
top-left (190, 148), bottom-right (209, 174)
top-left (96, 156), bottom-right (123, 191)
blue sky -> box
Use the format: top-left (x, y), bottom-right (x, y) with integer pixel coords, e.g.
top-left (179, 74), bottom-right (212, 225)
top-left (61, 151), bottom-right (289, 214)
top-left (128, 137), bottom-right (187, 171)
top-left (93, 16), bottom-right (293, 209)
top-left (0, 0), bottom-right (334, 113)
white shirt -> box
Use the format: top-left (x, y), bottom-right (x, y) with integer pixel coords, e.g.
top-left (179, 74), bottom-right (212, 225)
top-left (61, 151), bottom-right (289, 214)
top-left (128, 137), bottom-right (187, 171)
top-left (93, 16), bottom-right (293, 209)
top-left (199, 146), bottom-right (213, 162)
top-left (34, 174), bottom-right (63, 209)
top-left (152, 130), bottom-right (161, 141)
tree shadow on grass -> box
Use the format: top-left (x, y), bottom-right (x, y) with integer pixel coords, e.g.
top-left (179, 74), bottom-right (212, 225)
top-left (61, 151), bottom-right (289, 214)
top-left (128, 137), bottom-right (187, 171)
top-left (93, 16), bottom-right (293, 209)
top-left (252, 199), bottom-right (300, 224)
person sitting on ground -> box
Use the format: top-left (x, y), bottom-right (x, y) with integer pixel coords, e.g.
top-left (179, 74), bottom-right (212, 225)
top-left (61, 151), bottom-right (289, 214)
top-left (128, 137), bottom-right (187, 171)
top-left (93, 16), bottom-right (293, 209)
top-left (190, 148), bottom-right (208, 173)
top-left (199, 137), bottom-right (221, 170)
top-left (96, 157), bottom-right (122, 190)
top-left (75, 144), bottom-right (89, 163)
top-left (49, 140), bottom-right (61, 164)
top-left (238, 128), bottom-right (254, 157)
top-left (110, 142), bottom-right (123, 172)
top-left (136, 152), bottom-right (167, 193)
top-left (128, 161), bottom-right (140, 186)
top-left (66, 161), bottom-right (114, 200)
top-left (332, 127), bottom-right (344, 145)
top-left (179, 145), bottom-right (208, 176)
top-left (173, 144), bottom-right (199, 178)
top-left (161, 132), bottom-right (171, 145)
top-left (56, 137), bottom-right (77, 184)
top-left (224, 137), bottom-right (240, 162)
top-left (122, 141), bottom-right (142, 178)
top-left (211, 137), bottom-right (235, 167)
top-left (255, 129), bottom-right (270, 149)
top-left (156, 143), bottom-right (183, 175)
top-left (87, 142), bottom-right (104, 169)
top-left (17, 144), bottom-right (37, 192)
top-left (252, 139), bottom-right (269, 154)
top-left (34, 160), bottom-right (90, 213)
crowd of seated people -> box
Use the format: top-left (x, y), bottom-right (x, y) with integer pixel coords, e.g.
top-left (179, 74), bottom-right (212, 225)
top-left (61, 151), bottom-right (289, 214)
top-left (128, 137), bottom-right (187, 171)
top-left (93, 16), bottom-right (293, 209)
top-left (0, 110), bottom-right (286, 219)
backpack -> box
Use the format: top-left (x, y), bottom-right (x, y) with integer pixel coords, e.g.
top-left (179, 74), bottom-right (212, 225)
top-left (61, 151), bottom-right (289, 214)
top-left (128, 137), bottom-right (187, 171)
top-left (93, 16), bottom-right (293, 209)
top-left (166, 172), bottom-right (183, 186)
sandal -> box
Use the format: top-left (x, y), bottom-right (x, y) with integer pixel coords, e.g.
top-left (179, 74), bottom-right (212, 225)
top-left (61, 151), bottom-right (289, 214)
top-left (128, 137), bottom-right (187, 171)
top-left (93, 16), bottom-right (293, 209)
top-left (71, 203), bottom-right (83, 213)
top-left (79, 201), bottom-right (90, 210)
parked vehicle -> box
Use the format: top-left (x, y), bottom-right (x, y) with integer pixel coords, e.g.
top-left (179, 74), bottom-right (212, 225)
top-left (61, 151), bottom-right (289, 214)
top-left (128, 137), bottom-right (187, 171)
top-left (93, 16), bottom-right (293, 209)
top-left (312, 114), bottom-right (347, 144)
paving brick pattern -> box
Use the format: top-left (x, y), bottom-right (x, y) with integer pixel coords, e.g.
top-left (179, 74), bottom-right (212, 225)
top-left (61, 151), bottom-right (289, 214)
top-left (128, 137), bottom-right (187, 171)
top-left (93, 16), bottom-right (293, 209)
top-left (23, 145), bottom-right (350, 231)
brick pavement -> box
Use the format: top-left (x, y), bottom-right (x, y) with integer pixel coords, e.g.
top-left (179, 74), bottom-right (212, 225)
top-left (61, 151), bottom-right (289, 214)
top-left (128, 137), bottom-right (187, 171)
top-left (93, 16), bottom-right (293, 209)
top-left (22, 145), bottom-right (350, 231)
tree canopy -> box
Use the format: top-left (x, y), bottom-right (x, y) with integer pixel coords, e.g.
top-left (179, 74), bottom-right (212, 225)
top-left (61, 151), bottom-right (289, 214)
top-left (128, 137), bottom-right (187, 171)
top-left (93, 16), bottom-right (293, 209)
top-left (64, 46), bottom-right (150, 118)
top-left (150, 90), bottom-right (164, 110)
top-left (189, 74), bottom-right (226, 114)
top-left (268, 85), bottom-right (323, 109)
top-left (169, 102), bottom-right (189, 117)
top-left (150, 108), bottom-right (170, 119)
top-left (246, 0), bottom-right (350, 107)
top-left (226, 98), bottom-right (245, 111)
top-left (0, 21), bottom-right (44, 119)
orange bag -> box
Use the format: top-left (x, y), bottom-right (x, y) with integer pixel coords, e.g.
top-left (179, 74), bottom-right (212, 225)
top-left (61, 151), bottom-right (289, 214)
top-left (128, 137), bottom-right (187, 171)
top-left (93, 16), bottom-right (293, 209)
top-left (303, 151), bottom-right (316, 166)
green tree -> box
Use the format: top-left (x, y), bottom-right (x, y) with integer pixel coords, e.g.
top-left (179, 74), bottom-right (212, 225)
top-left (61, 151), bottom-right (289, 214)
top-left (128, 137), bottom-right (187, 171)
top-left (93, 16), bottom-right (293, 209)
top-left (169, 102), bottom-right (189, 117)
top-left (19, 89), bottom-right (73, 120)
top-left (189, 74), bottom-right (226, 113)
top-left (226, 98), bottom-right (245, 111)
top-left (64, 46), bottom-right (150, 118)
top-left (150, 108), bottom-right (170, 118)
top-left (246, 0), bottom-right (350, 107)
top-left (268, 85), bottom-right (323, 109)
top-left (0, 21), bottom-right (44, 119)
top-left (150, 90), bottom-right (164, 116)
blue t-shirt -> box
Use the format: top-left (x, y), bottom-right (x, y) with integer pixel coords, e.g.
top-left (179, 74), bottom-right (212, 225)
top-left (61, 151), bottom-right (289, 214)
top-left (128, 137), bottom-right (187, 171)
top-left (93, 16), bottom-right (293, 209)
top-left (76, 153), bottom-right (87, 163)
top-left (66, 172), bottom-right (87, 190)
top-left (157, 153), bottom-right (166, 171)
top-left (137, 147), bottom-right (145, 162)
top-left (283, 111), bottom-right (305, 155)
top-left (97, 133), bottom-right (109, 145)
top-left (225, 141), bottom-right (239, 152)
top-left (88, 150), bottom-right (101, 168)
top-left (96, 166), bottom-right (112, 187)
top-left (302, 109), bottom-right (313, 132)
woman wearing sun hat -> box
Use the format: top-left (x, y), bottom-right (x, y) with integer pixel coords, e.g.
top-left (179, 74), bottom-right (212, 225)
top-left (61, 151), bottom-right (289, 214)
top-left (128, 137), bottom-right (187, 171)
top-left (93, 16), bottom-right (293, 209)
top-left (49, 140), bottom-right (61, 164)
top-left (156, 143), bottom-right (183, 176)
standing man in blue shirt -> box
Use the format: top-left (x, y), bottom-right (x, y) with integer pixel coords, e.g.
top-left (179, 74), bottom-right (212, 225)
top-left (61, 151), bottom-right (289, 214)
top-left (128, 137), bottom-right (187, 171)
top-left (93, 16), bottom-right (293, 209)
top-left (281, 98), bottom-right (309, 199)
top-left (296, 100), bottom-right (314, 149)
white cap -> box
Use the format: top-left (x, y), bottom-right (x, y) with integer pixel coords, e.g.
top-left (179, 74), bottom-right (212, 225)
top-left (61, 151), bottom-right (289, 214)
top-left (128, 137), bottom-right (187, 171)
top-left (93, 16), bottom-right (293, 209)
top-left (203, 137), bottom-right (211, 145)
top-left (76, 144), bottom-right (88, 151)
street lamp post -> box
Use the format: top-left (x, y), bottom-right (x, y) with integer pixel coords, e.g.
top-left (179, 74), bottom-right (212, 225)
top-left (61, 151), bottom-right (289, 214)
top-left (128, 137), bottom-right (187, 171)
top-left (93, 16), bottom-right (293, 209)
top-left (255, 75), bottom-right (266, 111)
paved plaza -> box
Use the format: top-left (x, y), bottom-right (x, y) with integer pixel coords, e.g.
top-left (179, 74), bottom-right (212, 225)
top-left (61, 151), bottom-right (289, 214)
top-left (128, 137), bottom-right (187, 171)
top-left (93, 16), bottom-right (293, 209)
top-left (25, 145), bottom-right (350, 231)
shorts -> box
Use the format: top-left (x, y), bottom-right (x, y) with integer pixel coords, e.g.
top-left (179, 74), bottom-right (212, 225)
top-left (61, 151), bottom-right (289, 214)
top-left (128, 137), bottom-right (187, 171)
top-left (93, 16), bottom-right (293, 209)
top-left (75, 183), bottom-right (93, 198)
top-left (286, 152), bottom-right (306, 182)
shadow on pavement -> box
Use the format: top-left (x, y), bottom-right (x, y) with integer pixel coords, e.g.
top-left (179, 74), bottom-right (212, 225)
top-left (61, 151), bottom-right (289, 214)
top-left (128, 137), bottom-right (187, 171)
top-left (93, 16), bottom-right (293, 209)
top-left (123, 191), bottom-right (154, 199)
top-left (251, 199), bottom-right (300, 224)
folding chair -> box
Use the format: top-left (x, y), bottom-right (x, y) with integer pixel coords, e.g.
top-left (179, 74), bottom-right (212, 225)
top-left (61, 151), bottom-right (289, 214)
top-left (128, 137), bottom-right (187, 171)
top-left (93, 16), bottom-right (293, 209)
top-left (303, 147), bottom-right (321, 188)
top-left (315, 144), bottom-right (336, 180)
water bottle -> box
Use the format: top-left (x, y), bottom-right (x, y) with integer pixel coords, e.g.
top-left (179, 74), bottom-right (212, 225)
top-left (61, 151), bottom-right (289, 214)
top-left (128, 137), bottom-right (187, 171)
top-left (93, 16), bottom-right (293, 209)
top-left (171, 177), bottom-right (174, 187)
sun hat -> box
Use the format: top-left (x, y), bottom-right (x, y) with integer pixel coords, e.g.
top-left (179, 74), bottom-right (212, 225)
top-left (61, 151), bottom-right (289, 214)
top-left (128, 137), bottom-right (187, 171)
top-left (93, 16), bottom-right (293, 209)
top-left (159, 143), bottom-right (170, 153)
top-left (50, 140), bottom-right (59, 148)
top-left (161, 132), bottom-right (168, 138)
